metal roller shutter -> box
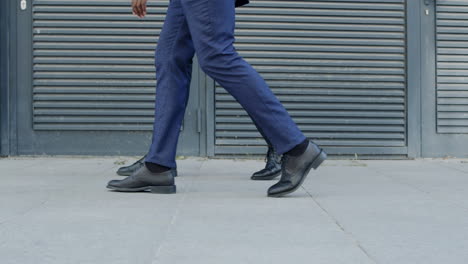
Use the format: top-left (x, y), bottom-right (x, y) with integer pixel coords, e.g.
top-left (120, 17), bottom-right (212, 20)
top-left (215, 0), bottom-right (407, 157)
top-left (32, 0), bottom-right (168, 131)
top-left (436, 0), bottom-right (468, 133)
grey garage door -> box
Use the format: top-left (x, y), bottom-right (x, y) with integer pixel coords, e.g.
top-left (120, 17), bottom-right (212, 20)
top-left (16, 0), bottom-right (201, 155)
top-left (420, 0), bottom-right (468, 157)
top-left (213, 0), bottom-right (407, 158)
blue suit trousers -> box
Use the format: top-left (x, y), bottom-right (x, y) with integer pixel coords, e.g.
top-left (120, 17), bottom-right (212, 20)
top-left (146, 0), bottom-right (306, 168)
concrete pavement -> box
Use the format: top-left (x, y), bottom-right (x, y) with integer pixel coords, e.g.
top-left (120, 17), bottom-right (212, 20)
top-left (1, 156), bottom-right (468, 264)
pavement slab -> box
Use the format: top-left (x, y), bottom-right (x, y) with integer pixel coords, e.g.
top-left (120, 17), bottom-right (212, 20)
top-left (0, 157), bottom-right (467, 264)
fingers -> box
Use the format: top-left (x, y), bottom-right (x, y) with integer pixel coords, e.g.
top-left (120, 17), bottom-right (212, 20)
top-left (142, 1), bottom-right (147, 16)
top-left (137, 0), bottom-right (144, 18)
top-left (132, 0), bottom-right (138, 16)
top-left (135, 0), bottom-right (141, 18)
top-left (135, 0), bottom-right (143, 18)
top-left (132, 0), bottom-right (147, 18)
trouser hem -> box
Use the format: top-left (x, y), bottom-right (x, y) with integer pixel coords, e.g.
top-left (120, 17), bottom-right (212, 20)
top-left (276, 134), bottom-right (308, 155)
top-left (144, 157), bottom-right (176, 169)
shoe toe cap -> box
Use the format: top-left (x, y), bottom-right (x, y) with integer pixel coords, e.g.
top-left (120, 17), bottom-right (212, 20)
top-left (251, 169), bottom-right (267, 178)
top-left (267, 181), bottom-right (292, 196)
top-left (107, 179), bottom-right (122, 188)
top-left (116, 168), bottom-right (129, 175)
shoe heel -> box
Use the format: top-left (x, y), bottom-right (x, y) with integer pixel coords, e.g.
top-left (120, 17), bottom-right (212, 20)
top-left (149, 185), bottom-right (176, 194)
top-left (311, 150), bottom-right (327, 170)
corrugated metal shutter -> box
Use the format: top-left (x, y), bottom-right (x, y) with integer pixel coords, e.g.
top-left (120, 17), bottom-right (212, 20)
top-left (32, 0), bottom-right (167, 130)
top-left (436, 0), bottom-right (468, 133)
top-left (215, 0), bottom-right (407, 156)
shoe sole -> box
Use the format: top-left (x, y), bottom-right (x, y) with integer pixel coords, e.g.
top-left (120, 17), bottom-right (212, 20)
top-left (106, 185), bottom-right (176, 194)
top-left (268, 150), bottom-right (327, 198)
top-left (117, 170), bottom-right (178, 177)
top-left (251, 171), bottom-right (281, 181)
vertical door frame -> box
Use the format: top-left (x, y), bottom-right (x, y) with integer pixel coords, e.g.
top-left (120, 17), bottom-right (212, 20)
top-left (406, 0), bottom-right (423, 158)
top-left (420, 0), bottom-right (438, 157)
top-left (175, 56), bottom-right (203, 157)
top-left (0, 0), bottom-right (9, 155)
top-left (203, 73), bottom-right (216, 157)
top-left (1, 0), bottom-right (19, 156)
top-left (196, 57), bottom-right (210, 157)
top-left (17, 0), bottom-right (36, 155)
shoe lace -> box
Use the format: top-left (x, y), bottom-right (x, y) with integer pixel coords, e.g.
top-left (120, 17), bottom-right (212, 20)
top-left (264, 147), bottom-right (283, 167)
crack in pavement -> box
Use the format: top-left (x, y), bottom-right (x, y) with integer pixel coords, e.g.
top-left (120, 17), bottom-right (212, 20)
top-left (433, 161), bottom-right (468, 175)
top-left (302, 186), bottom-right (379, 264)
top-left (0, 192), bottom-right (51, 227)
top-left (151, 160), bottom-right (204, 264)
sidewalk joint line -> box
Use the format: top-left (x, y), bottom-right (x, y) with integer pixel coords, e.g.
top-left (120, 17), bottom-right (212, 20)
top-left (302, 186), bottom-right (379, 264)
top-left (433, 161), bottom-right (468, 175)
top-left (151, 160), bottom-right (204, 264)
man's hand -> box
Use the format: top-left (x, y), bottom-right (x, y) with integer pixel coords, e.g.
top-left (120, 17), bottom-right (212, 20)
top-left (132, 0), bottom-right (148, 18)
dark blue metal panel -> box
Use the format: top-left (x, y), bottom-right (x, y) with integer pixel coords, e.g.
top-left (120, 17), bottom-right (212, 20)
top-left (0, 0), bottom-right (6, 155)
top-left (0, 0), bottom-right (11, 156)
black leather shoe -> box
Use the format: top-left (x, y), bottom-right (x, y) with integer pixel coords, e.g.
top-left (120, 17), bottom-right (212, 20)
top-left (107, 164), bottom-right (176, 194)
top-left (116, 154), bottom-right (178, 177)
top-left (251, 146), bottom-right (282, 180)
top-left (267, 141), bottom-right (327, 197)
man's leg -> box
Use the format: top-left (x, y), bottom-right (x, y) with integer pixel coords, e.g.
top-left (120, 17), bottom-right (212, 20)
top-left (180, 0), bottom-right (306, 154)
top-left (107, 0), bottom-right (194, 193)
top-left (145, 0), bottom-right (195, 169)
top-left (247, 112), bottom-right (273, 147)
top-left (179, 0), bottom-right (326, 197)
